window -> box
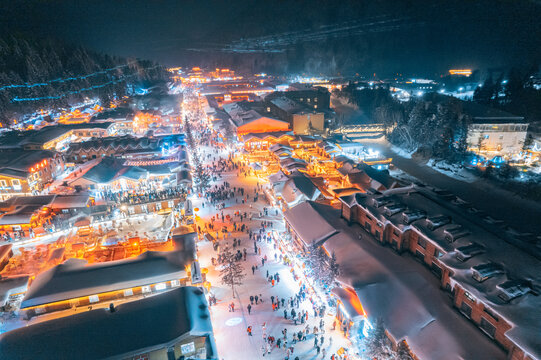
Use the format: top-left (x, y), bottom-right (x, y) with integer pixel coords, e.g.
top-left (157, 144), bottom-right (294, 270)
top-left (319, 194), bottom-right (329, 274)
top-left (364, 222), bottom-right (371, 232)
top-left (499, 135), bottom-right (504, 140)
top-left (156, 202), bottom-right (162, 211)
top-left (484, 135), bottom-right (490, 139)
top-left (483, 307), bottom-right (499, 322)
top-left (434, 248), bottom-right (444, 258)
top-left (168, 200), bottom-right (175, 208)
top-left (314, 97), bottom-right (318, 102)
top-left (431, 262), bottom-right (443, 278)
top-left (415, 250), bottom-right (425, 261)
top-left (480, 318), bottom-right (496, 338)
top-left (88, 295), bottom-right (100, 303)
top-left (0, 180), bottom-right (7, 187)
top-left (307, 98), bottom-right (311, 102)
top-left (11, 179), bottom-right (21, 190)
top-left (417, 237), bottom-right (427, 249)
top-left (314, 104), bottom-right (318, 109)
top-left (464, 291), bottom-right (476, 303)
top-left (460, 302), bottom-right (472, 318)
top-left (171, 279), bottom-right (180, 287)
top-left (141, 285), bottom-right (151, 293)
top-left (124, 289), bottom-right (134, 297)
top-left (155, 282), bottom-right (167, 291)
top-left (393, 229), bottom-right (400, 237)
top-left (375, 230), bottom-right (381, 239)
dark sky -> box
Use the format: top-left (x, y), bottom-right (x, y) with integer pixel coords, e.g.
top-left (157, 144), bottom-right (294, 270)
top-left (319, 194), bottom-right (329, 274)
top-left (1, 0), bottom-right (540, 77)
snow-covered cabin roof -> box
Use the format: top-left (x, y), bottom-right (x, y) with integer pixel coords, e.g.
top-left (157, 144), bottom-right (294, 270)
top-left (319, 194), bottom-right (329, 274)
top-left (283, 201), bottom-right (337, 246)
top-left (279, 172), bottom-right (320, 207)
top-left (21, 250), bottom-right (195, 309)
top-left (0, 287), bottom-right (218, 360)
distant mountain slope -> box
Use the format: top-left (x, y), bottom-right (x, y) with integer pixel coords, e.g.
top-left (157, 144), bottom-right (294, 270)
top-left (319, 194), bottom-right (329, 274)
top-left (0, 35), bottom-right (168, 124)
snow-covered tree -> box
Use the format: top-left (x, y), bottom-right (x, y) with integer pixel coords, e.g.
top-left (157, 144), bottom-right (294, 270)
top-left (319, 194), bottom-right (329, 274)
top-left (359, 318), bottom-right (413, 360)
top-left (219, 249), bottom-right (246, 298)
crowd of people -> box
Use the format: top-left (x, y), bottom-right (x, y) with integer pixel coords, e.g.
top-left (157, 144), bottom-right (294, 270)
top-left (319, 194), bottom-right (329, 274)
top-left (99, 186), bottom-right (187, 205)
top-left (184, 95), bottom-right (355, 360)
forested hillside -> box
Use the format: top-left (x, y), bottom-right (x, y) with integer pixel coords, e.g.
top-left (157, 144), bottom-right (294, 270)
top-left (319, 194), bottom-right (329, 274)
top-left (0, 35), bottom-right (168, 124)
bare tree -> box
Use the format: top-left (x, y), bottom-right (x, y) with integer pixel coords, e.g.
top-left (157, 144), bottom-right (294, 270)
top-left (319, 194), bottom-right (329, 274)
top-left (219, 249), bottom-right (246, 298)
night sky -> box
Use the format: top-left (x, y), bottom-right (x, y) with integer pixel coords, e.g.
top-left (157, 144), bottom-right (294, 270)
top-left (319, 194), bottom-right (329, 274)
top-left (1, 0), bottom-right (540, 76)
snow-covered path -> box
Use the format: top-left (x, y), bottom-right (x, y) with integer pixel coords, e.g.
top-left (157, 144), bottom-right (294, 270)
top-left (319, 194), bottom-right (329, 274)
top-left (192, 147), bottom-right (350, 360)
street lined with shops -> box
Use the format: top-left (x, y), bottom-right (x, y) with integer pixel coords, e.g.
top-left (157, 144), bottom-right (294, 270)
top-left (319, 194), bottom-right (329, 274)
top-left (185, 93), bottom-right (353, 359)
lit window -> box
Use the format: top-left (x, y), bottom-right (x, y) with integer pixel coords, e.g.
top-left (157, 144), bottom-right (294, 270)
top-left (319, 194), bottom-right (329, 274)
top-left (11, 179), bottom-right (21, 190)
top-left (0, 180), bottom-right (7, 187)
top-left (89, 295), bottom-right (99, 303)
top-left (123, 289), bottom-right (134, 297)
top-left (464, 291), bottom-right (476, 302)
top-left (141, 285), bottom-right (151, 293)
top-left (171, 279), bottom-right (180, 287)
top-left (155, 283), bottom-right (167, 291)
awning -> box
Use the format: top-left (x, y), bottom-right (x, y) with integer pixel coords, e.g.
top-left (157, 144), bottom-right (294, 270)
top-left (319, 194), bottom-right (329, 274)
top-left (332, 287), bottom-right (366, 320)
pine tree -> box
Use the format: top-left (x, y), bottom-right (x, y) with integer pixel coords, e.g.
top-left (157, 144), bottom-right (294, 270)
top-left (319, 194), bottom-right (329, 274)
top-left (219, 249), bottom-right (246, 298)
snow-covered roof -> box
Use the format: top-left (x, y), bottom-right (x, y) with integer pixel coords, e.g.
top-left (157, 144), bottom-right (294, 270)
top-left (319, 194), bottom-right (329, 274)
top-left (268, 170), bottom-right (289, 185)
top-left (278, 172), bottom-right (320, 207)
top-left (21, 250), bottom-right (195, 309)
top-left (0, 286), bottom-right (218, 360)
top-left (283, 201), bottom-right (337, 246)
top-left (341, 186), bottom-right (541, 358)
top-left (312, 203), bottom-right (506, 360)
top-left (49, 194), bottom-right (90, 209)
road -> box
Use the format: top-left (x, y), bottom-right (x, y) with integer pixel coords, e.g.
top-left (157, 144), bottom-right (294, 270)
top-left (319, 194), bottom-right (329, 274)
top-left (365, 139), bottom-right (541, 234)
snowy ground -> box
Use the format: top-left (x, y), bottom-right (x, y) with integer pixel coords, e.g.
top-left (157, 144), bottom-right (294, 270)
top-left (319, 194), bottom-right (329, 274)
top-left (426, 159), bottom-right (477, 183)
top-left (193, 144), bottom-right (351, 360)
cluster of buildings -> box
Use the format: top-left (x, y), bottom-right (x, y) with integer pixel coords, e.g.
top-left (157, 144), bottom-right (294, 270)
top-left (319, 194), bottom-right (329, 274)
top-left (0, 86), bottom-right (219, 359)
top-left (191, 72), bottom-right (541, 360)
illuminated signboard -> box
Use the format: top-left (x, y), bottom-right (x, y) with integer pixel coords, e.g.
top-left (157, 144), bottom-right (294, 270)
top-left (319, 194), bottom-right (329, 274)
top-left (181, 342), bottom-right (195, 354)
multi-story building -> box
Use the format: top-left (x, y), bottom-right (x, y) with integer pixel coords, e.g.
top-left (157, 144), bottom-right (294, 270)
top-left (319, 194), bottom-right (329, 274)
top-left (464, 102), bottom-right (528, 156)
top-left (0, 150), bottom-right (64, 200)
top-left (339, 187), bottom-right (541, 360)
top-left (0, 123), bottom-right (114, 151)
top-left (268, 97), bottom-right (325, 135)
top-left (65, 135), bottom-right (185, 163)
top-left (282, 84), bottom-right (331, 110)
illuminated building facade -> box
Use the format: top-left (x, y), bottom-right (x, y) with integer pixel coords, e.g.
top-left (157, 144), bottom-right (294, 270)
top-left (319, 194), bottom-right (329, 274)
top-left (0, 150), bottom-right (64, 200)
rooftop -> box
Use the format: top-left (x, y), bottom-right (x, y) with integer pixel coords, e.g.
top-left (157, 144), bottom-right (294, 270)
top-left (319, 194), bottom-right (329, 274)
top-left (341, 186), bottom-right (541, 358)
top-left (0, 286), bottom-right (217, 360)
top-left (21, 249), bottom-right (196, 309)
top-left (283, 201), bottom-right (338, 246)
top-left (302, 201), bottom-right (506, 360)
